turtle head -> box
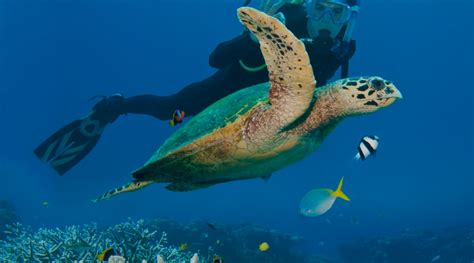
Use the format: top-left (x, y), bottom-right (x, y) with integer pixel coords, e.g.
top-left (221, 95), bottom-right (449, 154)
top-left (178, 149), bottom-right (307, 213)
top-left (337, 76), bottom-right (402, 115)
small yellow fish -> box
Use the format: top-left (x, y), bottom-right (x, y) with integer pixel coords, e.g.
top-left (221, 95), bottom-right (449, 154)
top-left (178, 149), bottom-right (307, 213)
top-left (97, 247), bottom-right (117, 261)
top-left (179, 243), bottom-right (188, 251)
top-left (42, 201), bottom-right (49, 208)
top-left (259, 242), bottom-right (270, 252)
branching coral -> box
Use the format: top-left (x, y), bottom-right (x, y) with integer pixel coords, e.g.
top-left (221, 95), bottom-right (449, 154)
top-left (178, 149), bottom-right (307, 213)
top-left (0, 220), bottom-right (205, 262)
top-left (106, 220), bottom-right (196, 262)
top-left (0, 218), bottom-right (309, 262)
top-left (0, 200), bottom-right (20, 240)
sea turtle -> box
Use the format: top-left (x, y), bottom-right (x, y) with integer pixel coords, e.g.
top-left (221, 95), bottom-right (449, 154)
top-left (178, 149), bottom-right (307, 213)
top-left (94, 7), bottom-right (402, 202)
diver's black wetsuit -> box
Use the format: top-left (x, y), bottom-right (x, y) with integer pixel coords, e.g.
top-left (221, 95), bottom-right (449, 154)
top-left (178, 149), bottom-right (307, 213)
top-left (116, 4), bottom-right (355, 120)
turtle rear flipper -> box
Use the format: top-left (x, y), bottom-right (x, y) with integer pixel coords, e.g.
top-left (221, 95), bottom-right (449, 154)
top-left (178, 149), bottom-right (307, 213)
top-left (92, 180), bottom-right (154, 202)
top-left (237, 8), bottom-right (316, 142)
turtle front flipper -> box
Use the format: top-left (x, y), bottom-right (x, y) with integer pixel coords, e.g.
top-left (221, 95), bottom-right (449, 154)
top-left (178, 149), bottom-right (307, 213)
top-left (92, 180), bottom-right (154, 202)
top-left (237, 7), bottom-right (316, 143)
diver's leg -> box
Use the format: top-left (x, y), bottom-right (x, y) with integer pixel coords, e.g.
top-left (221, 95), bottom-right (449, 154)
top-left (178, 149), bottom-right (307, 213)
top-left (119, 68), bottom-right (236, 120)
top-left (35, 70), bottom-right (234, 175)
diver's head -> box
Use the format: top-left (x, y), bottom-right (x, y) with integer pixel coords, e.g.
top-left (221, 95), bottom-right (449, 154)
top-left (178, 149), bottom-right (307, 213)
top-left (336, 76), bottom-right (402, 115)
top-left (305, 0), bottom-right (359, 40)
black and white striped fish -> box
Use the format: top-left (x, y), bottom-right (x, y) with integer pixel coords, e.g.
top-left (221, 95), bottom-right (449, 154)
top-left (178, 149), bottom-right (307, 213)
top-left (355, 135), bottom-right (379, 160)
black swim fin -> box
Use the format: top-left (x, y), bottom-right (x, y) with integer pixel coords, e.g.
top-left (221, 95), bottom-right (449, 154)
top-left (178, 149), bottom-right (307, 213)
top-left (34, 116), bottom-right (105, 175)
top-left (35, 94), bottom-right (125, 175)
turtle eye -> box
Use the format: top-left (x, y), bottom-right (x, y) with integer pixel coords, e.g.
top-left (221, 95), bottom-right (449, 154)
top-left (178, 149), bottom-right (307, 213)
top-left (384, 86), bottom-right (394, 94)
top-left (370, 78), bottom-right (384, 90)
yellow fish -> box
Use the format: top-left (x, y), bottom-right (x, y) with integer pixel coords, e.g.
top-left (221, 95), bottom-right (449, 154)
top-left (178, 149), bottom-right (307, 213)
top-left (97, 247), bottom-right (117, 261)
top-left (259, 242), bottom-right (270, 252)
top-left (179, 243), bottom-right (188, 251)
top-left (299, 177), bottom-right (350, 217)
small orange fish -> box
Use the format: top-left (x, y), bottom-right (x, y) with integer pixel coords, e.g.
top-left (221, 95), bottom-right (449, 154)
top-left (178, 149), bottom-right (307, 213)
top-left (169, 110), bottom-right (185, 126)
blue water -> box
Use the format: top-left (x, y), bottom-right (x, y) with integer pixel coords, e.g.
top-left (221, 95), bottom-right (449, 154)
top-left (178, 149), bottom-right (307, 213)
top-left (1, 0), bottom-right (473, 260)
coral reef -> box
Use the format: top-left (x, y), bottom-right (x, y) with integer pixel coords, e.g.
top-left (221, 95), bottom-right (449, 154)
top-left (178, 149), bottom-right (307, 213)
top-left (107, 254), bottom-right (199, 263)
top-left (0, 218), bottom-right (314, 262)
top-left (146, 219), bottom-right (308, 262)
top-left (0, 200), bottom-right (20, 240)
top-left (0, 220), bottom-right (202, 262)
top-left (338, 225), bottom-right (474, 263)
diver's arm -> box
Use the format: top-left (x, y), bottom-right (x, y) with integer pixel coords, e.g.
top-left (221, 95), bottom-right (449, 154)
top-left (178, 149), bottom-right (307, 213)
top-left (340, 40), bottom-right (356, 63)
top-left (208, 32), bottom-right (259, 69)
top-left (304, 39), bottom-right (356, 86)
top-left (339, 40), bottom-right (356, 78)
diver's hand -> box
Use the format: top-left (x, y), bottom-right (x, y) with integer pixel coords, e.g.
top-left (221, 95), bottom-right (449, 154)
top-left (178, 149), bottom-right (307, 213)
top-left (332, 41), bottom-right (351, 62)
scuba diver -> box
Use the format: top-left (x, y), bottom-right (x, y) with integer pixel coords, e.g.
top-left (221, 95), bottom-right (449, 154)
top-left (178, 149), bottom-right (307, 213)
top-left (35, 0), bottom-right (360, 175)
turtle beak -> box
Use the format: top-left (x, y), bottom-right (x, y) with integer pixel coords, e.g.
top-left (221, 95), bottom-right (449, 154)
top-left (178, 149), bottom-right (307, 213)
top-left (378, 84), bottom-right (403, 99)
top-left (394, 87), bottom-right (403, 99)
top-left (376, 84), bottom-right (402, 108)
top-left (381, 86), bottom-right (403, 100)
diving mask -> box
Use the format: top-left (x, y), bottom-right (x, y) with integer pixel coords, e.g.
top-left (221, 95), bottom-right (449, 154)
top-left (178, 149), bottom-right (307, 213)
top-left (309, 0), bottom-right (353, 24)
top-left (306, 0), bottom-right (358, 39)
